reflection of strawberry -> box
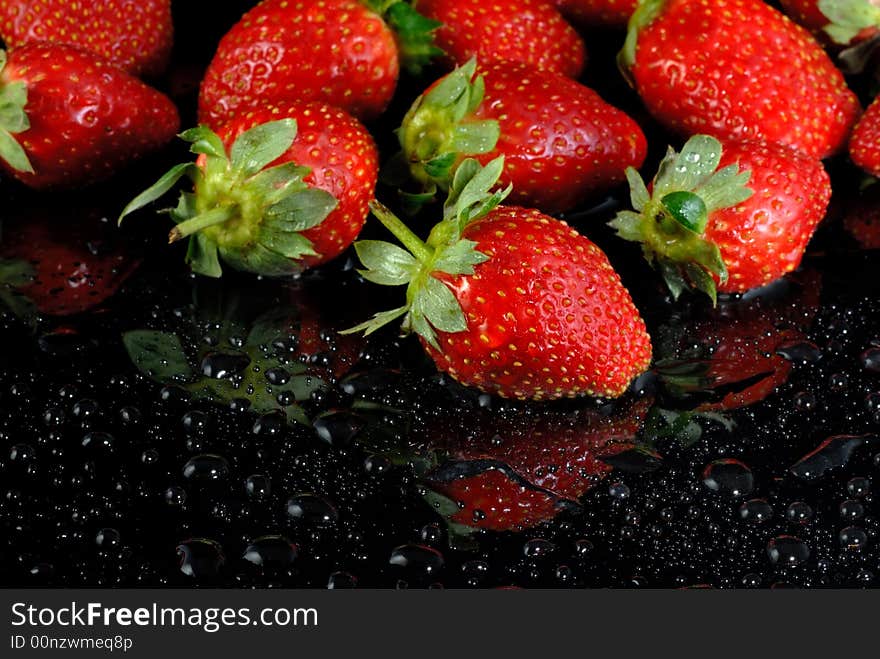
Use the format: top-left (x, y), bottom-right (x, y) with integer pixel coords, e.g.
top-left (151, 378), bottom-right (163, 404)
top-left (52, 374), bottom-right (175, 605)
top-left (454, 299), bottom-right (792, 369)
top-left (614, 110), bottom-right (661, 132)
top-left (423, 398), bottom-right (651, 531)
top-left (850, 96), bottom-right (880, 178)
top-left (656, 270), bottom-right (822, 411)
top-left (0, 206), bottom-right (140, 317)
top-left (843, 183), bottom-right (880, 249)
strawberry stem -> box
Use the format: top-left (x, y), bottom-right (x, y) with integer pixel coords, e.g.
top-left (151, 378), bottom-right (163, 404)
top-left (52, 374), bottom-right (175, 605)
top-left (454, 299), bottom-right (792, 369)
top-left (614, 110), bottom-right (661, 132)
top-left (168, 205), bottom-right (237, 244)
top-left (368, 200), bottom-right (432, 262)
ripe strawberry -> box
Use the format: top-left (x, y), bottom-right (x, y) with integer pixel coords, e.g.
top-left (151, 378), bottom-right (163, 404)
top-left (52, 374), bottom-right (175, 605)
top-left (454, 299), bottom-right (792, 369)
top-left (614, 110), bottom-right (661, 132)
top-left (0, 0), bottom-right (173, 77)
top-left (416, 0), bottom-right (586, 77)
top-left (119, 102), bottom-right (379, 277)
top-left (552, 0), bottom-right (638, 28)
top-left (0, 43), bottom-right (179, 189)
top-left (850, 96), bottom-right (880, 177)
top-left (610, 135), bottom-right (830, 300)
top-left (198, 0), bottom-right (441, 127)
top-left (778, 0), bottom-right (880, 46)
top-left (345, 157), bottom-right (653, 401)
top-left (424, 399), bottom-right (649, 531)
top-left (0, 203), bottom-right (140, 318)
top-left (619, 0), bottom-right (860, 159)
top-left (395, 59), bottom-right (647, 214)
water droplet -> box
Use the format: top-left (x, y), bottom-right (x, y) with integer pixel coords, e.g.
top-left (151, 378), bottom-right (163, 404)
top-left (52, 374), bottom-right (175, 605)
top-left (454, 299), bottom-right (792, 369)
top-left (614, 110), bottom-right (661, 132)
top-left (847, 477), bottom-right (870, 498)
top-left (776, 340), bottom-right (822, 364)
top-left (739, 498), bottom-right (773, 523)
top-left (523, 538), bottom-right (556, 558)
top-left (388, 544), bottom-right (444, 574)
top-left (840, 526), bottom-right (868, 549)
top-left (790, 434), bottom-right (877, 479)
top-left (199, 352), bottom-right (250, 379)
top-left (313, 411), bottom-right (365, 446)
top-left (327, 571), bottom-right (357, 589)
top-left (785, 501), bottom-right (813, 524)
top-left (252, 411), bottom-right (285, 436)
top-left (702, 459), bottom-right (754, 498)
top-left (182, 455), bottom-right (230, 482)
top-left (181, 410), bottom-right (208, 435)
top-left (285, 493), bottom-right (338, 526)
top-left (245, 474), bottom-right (271, 500)
top-left (861, 348), bottom-right (880, 374)
top-left (176, 539), bottom-right (225, 579)
top-left (840, 499), bottom-right (864, 520)
top-left (242, 535), bottom-right (298, 569)
top-left (164, 487), bottom-right (187, 507)
top-left (609, 482), bottom-right (630, 499)
top-left (767, 536), bottom-right (810, 566)
top-left (95, 528), bottom-right (120, 549)
top-left (420, 524), bottom-right (443, 544)
top-left (265, 367), bottom-right (291, 385)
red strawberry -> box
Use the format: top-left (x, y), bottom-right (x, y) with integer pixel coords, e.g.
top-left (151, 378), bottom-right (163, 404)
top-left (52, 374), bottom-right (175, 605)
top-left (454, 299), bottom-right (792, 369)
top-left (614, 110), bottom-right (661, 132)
top-left (345, 158), bottom-right (653, 400)
top-left (610, 135), bottom-right (830, 300)
top-left (850, 96), bottom-right (880, 177)
top-left (396, 59), bottom-right (647, 214)
top-left (0, 204), bottom-right (140, 318)
top-left (119, 102), bottom-right (378, 277)
top-left (416, 0), bottom-right (586, 78)
top-left (0, 0), bottom-right (173, 77)
top-left (778, 0), bottom-right (880, 46)
top-left (619, 0), bottom-right (860, 159)
top-left (424, 398), bottom-right (650, 531)
top-left (552, 0), bottom-right (638, 28)
top-left (0, 43), bottom-right (179, 189)
top-left (198, 0), bottom-right (441, 127)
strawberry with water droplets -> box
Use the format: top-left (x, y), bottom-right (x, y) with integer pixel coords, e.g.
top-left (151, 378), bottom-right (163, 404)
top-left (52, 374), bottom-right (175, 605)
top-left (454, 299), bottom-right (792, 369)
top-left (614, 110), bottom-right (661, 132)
top-left (416, 0), bottom-right (586, 78)
top-left (345, 157), bottom-right (653, 401)
top-left (394, 59), bottom-right (647, 214)
top-left (198, 0), bottom-right (441, 127)
top-left (610, 135), bottom-right (830, 301)
top-left (0, 43), bottom-right (179, 189)
top-left (619, 0), bottom-right (860, 159)
top-left (119, 102), bottom-right (378, 278)
top-left (0, 0), bottom-right (173, 77)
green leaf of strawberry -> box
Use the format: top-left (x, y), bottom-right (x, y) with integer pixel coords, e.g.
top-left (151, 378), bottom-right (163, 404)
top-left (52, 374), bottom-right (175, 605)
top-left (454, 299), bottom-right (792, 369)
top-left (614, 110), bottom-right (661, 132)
top-left (0, 51), bottom-right (33, 174)
top-left (609, 135), bottom-right (753, 304)
top-left (819, 0), bottom-right (880, 44)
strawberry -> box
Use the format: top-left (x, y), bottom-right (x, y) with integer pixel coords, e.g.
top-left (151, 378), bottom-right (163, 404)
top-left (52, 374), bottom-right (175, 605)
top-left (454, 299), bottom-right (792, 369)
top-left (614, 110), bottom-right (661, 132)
top-left (0, 43), bottom-right (179, 189)
top-left (197, 0), bottom-right (441, 127)
top-left (394, 59), bottom-right (647, 214)
top-left (345, 157), bottom-right (653, 400)
top-left (619, 0), bottom-right (860, 159)
top-left (423, 398), bottom-right (650, 531)
top-left (0, 204), bottom-right (140, 318)
top-left (610, 135), bottom-right (830, 301)
top-left (416, 0), bottom-right (586, 78)
top-left (119, 102), bottom-right (379, 278)
top-left (0, 0), bottom-right (173, 77)
top-left (552, 0), bottom-right (638, 28)
top-left (850, 96), bottom-right (880, 177)
top-left (778, 0), bottom-right (880, 46)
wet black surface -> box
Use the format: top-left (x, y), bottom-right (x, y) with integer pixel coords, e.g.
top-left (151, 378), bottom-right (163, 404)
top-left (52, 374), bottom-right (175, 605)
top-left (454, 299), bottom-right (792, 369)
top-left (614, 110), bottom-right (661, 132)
top-left (0, 2), bottom-right (879, 589)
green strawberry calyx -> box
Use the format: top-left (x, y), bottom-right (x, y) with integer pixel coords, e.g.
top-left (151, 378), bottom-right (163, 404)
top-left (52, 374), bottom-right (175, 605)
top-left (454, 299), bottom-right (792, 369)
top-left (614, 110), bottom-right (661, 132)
top-left (391, 59), bottom-right (500, 203)
top-left (818, 0), bottom-right (880, 44)
top-left (609, 135), bottom-right (754, 305)
top-left (0, 50), bottom-right (35, 175)
top-left (362, 0), bottom-right (444, 75)
top-left (341, 156), bottom-right (511, 350)
top-left (618, 0), bottom-right (665, 82)
top-left (118, 120), bottom-right (338, 278)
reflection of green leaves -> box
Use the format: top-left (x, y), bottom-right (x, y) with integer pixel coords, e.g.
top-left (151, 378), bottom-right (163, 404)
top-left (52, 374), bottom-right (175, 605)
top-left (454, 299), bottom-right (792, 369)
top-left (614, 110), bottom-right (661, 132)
top-left (123, 330), bottom-right (194, 381)
top-left (122, 304), bottom-right (328, 425)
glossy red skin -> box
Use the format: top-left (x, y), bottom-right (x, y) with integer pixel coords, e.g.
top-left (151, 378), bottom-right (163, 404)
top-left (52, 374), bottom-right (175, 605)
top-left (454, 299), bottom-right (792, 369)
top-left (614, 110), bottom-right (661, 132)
top-left (0, 0), bottom-right (172, 76)
top-left (778, 0), bottom-right (879, 45)
top-left (553, 0), bottom-right (638, 27)
top-left (850, 96), bottom-right (880, 178)
top-left (466, 61), bottom-right (647, 214)
top-left (631, 0), bottom-right (860, 159)
top-left (426, 399), bottom-right (648, 531)
top-left (1, 212), bottom-right (140, 316)
top-left (417, 0), bottom-right (586, 78)
top-left (198, 0), bottom-right (398, 127)
top-left (705, 140), bottom-right (830, 293)
top-left (1, 43), bottom-right (179, 189)
top-left (214, 102), bottom-right (378, 270)
top-left (424, 206), bottom-right (653, 401)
